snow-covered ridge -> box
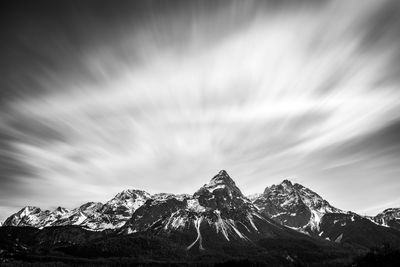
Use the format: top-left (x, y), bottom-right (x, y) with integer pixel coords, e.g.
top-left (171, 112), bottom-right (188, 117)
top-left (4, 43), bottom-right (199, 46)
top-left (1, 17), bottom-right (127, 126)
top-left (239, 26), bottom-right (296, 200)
top-left (152, 193), bottom-right (190, 202)
top-left (372, 207), bottom-right (400, 229)
top-left (1, 174), bottom-right (335, 232)
top-left (4, 171), bottom-right (399, 237)
top-left (3, 187), bottom-right (209, 231)
top-left (3, 190), bottom-right (153, 230)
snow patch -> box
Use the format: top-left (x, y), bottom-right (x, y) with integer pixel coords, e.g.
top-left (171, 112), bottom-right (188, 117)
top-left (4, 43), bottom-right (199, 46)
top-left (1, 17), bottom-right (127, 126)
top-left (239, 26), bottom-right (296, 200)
top-left (253, 212), bottom-right (269, 222)
top-left (214, 210), bottom-right (230, 241)
top-left (73, 212), bottom-right (87, 225)
top-left (187, 217), bottom-right (204, 251)
top-left (127, 228), bottom-right (137, 234)
top-left (247, 213), bottom-right (258, 231)
top-left (271, 212), bottom-right (286, 218)
top-left (309, 210), bottom-right (322, 231)
top-left (286, 226), bottom-right (310, 235)
top-left (227, 219), bottom-right (248, 240)
top-left (164, 212), bottom-right (187, 230)
top-left (207, 184), bottom-right (226, 192)
top-left (187, 198), bottom-right (206, 213)
top-left (238, 221), bottom-right (251, 232)
top-left (335, 233), bottom-right (343, 243)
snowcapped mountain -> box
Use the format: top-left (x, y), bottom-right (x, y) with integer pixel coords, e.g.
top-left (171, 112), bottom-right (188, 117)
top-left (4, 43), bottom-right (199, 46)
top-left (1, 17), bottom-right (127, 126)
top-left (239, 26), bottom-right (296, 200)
top-left (249, 180), bottom-right (400, 248)
top-left (122, 170), bottom-right (297, 250)
top-left (373, 208), bottom-right (400, 231)
top-left (252, 179), bottom-right (345, 233)
top-left (3, 190), bottom-right (152, 230)
top-left (152, 192), bottom-right (190, 201)
top-left (3, 171), bottom-right (400, 251)
top-left (52, 202), bottom-right (105, 229)
top-left (99, 189), bottom-right (151, 228)
top-left (3, 206), bottom-right (53, 227)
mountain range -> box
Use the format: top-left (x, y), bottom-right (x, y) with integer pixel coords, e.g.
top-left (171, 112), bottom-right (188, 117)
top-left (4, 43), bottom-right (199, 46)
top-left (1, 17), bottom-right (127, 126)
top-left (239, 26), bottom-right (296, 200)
top-left (1, 170), bottom-right (400, 266)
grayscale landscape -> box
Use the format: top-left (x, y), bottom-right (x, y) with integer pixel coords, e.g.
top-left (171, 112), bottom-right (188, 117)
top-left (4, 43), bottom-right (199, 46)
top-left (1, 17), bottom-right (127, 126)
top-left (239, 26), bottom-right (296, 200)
top-left (1, 0), bottom-right (400, 266)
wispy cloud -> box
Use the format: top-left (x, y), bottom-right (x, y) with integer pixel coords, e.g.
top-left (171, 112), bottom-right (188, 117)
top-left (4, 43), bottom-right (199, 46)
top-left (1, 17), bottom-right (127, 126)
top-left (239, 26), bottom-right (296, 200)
top-left (1, 0), bottom-right (400, 220)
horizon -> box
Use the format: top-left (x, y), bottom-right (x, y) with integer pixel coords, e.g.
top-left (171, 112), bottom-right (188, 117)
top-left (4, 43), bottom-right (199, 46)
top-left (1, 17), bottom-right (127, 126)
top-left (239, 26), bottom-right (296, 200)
top-left (1, 0), bottom-right (400, 222)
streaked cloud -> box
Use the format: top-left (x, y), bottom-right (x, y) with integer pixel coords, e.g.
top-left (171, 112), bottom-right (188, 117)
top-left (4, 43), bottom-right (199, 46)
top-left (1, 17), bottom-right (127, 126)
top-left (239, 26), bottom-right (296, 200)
top-left (1, 0), bottom-right (400, 220)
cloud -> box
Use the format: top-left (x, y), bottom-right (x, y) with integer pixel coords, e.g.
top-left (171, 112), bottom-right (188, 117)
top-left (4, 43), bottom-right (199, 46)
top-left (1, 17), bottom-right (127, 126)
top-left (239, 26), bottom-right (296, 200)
top-left (1, 0), bottom-right (400, 219)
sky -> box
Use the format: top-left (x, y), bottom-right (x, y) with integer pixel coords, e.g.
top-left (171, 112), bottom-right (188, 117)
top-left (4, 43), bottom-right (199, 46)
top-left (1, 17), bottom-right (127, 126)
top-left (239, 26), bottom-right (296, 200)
top-left (1, 0), bottom-right (400, 221)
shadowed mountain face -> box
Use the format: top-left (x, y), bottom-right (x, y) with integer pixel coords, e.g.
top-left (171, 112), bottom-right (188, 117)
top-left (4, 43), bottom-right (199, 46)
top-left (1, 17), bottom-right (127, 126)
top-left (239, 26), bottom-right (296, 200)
top-left (318, 212), bottom-right (400, 248)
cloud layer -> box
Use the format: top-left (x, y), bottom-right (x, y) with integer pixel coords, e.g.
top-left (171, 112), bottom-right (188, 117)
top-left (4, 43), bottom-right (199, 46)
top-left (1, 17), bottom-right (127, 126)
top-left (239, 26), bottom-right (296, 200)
top-left (1, 0), bottom-right (400, 220)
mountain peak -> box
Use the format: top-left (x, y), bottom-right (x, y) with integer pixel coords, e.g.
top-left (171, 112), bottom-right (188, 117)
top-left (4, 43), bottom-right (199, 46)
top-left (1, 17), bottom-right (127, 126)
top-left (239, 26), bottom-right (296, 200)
top-left (263, 180), bottom-right (294, 194)
top-left (210, 170), bottom-right (236, 185)
top-left (203, 170), bottom-right (242, 194)
top-left (218, 169), bottom-right (228, 175)
top-left (194, 170), bottom-right (246, 209)
top-left (281, 179), bottom-right (293, 186)
top-left (20, 206), bottom-right (41, 216)
top-left (54, 206), bottom-right (69, 214)
top-left (114, 189), bottom-right (150, 200)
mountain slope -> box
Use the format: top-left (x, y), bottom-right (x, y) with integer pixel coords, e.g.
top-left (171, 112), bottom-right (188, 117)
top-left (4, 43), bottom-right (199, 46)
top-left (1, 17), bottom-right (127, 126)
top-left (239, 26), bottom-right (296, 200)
top-left (319, 212), bottom-right (400, 248)
top-left (0, 224), bottom-right (355, 266)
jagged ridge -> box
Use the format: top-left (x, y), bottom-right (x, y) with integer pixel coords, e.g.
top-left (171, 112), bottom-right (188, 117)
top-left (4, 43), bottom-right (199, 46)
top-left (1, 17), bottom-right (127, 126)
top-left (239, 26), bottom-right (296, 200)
top-left (3, 171), bottom-right (400, 250)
